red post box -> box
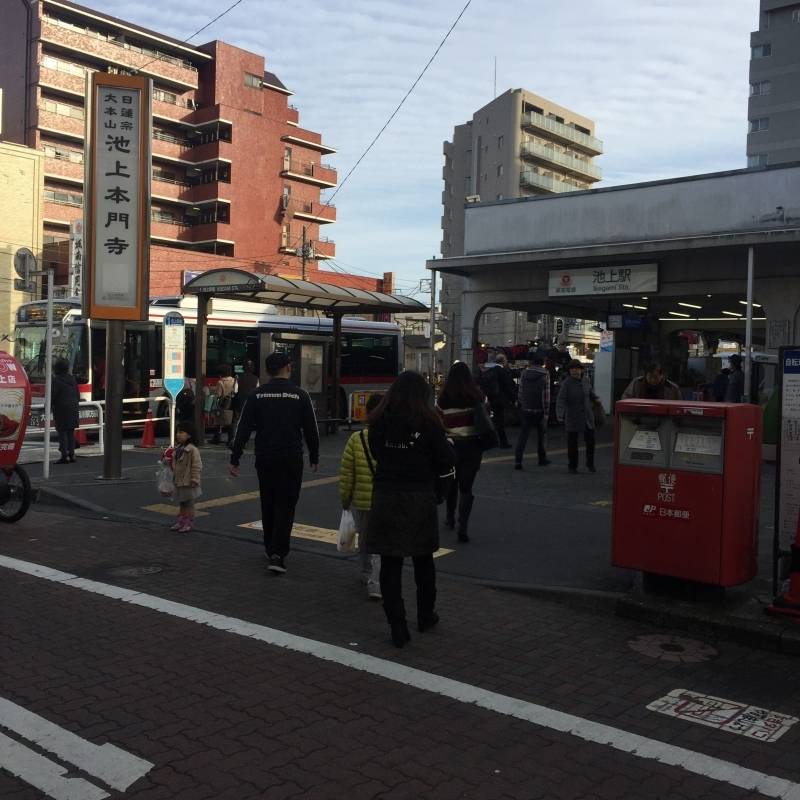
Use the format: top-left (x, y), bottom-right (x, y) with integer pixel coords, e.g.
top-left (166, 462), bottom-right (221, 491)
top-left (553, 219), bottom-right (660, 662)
top-left (612, 400), bottom-right (762, 586)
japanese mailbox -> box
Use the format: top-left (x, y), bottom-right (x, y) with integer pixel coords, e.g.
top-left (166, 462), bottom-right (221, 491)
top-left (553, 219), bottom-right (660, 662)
top-left (0, 352), bottom-right (31, 468)
top-left (612, 400), bottom-right (762, 586)
top-left (86, 72), bottom-right (150, 321)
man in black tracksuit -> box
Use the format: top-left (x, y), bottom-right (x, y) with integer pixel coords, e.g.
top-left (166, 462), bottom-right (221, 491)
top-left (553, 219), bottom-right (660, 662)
top-left (229, 351), bottom-right (320, 574)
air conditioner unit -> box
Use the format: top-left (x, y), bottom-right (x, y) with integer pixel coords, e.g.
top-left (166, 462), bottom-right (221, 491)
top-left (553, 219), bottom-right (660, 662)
top-left (465, 195), bottom-right (481, 203)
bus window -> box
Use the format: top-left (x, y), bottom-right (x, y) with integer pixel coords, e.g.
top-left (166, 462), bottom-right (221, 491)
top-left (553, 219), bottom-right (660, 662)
top-left (207, 328), bottom-right (258, 377)
top-left (15, 323), bottom-right (88, 385)
top-left (341, 333), bottom-right (398, 378)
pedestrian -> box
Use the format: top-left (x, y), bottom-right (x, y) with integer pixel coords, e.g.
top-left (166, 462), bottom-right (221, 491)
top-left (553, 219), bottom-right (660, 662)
top-left (436, 361), bottom-right (486, 542)
top-left (514, 351), bottom-right (551, 469)
top-left (51, 358), bottom-right (80, 464)
top-left (556, 360), bottom-right (598, 474)
top-left (229, 352), bottom-right (320, 574)
top-left (212, 364), bottom-right (236, 445)
top-left (724, 354), bottom-right (745, 403)
top-left (712, 367), bottom-right (731, 402)
top-left (170, 421), bottom-right (203, 533)
top-left (477, 350), bottom-right (514, 448)
top-left (231, 359), bottom-right (258, 448)
top-left (622, 362), bottom-right (681, 400)
top-left (339, 393), bottom-right (383, 600)
top-left (367, 371), bottom-right (455, 648)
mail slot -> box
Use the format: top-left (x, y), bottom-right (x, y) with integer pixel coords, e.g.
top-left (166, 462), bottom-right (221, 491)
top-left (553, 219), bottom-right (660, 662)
top-left (612, 400), bottom-right (762, 586)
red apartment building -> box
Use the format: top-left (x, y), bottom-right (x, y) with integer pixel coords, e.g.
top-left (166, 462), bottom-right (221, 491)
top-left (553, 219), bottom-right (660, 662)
top-left (1, 0), bottom-right (389, 295)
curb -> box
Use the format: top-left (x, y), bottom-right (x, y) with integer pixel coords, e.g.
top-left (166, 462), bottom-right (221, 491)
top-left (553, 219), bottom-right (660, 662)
top-left (34, 485), bottom-right (110, 515)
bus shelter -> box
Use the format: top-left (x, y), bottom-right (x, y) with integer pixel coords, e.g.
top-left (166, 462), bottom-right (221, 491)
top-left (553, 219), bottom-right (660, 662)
top-left (182, 269), bottom-right (428, 440)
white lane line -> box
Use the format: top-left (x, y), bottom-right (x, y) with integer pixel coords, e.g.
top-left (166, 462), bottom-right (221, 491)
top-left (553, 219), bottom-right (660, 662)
top-left (0, 731), bottom-right (108, 800)
top-left (0, 698), bottom-right (153, 791)
top-left (2, 555), bottom-right (800, 800)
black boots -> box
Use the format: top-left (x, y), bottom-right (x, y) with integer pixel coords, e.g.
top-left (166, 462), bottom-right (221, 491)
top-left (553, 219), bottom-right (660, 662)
top-left (457, 494), bottom-right (474, 542)
top-left (383, 600), bottom-right (411, 648)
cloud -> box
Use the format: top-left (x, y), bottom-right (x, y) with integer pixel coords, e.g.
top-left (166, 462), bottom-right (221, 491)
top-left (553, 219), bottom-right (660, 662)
top-left (105, 0), bottom-right (756, 285)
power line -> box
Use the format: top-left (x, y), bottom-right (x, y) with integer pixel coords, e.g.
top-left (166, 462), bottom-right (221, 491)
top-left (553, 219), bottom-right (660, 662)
top-left (326, 0), bottom-right (472, 206)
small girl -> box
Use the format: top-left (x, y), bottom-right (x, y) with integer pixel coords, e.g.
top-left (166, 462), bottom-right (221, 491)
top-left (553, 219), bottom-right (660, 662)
top-left (171, 421), bottom-right (203, 532)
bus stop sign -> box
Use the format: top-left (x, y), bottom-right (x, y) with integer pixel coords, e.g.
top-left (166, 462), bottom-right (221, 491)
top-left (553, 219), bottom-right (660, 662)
top-left (162, 312), bottom-right (185, 399)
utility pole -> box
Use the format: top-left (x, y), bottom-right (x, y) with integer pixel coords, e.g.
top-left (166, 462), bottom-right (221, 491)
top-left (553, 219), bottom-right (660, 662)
top-left (300, 226), bottom-right (314, 282)
top-left (429, 270), bottom-right (437, 387)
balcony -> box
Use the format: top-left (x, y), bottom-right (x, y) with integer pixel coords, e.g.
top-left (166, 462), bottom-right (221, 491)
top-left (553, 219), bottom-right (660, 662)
top-left (41, 16), bottom-right (200, 90)
top-left (281, 159), bottom-right (337, 188)
top-left (152, 96), bottom-right (196, 125)
top-left (43, 200), bottom-right (83, 225)
top-left (150, 217), bottom-right (192, 242)
top-left (38, 65), bottom-right (87, 98)
top-left (285, 199), bottom-right (336, 224)
top-left (151, 176), bottom-right (189, 202)
top-left (520, 169), bottom-right (587, 195)
top-left (281, 130), bottom-right (336, 155)
top-left (189, 138), bottom-right (233, 164)
top-left (520, 141), bottom-right (601, 182)
top-left (313, 238), bottom-right (335, 259)
top-left (151, 132), bottom-right (193, 162)
top-left (44, 154), bottom-right (84, 183)
top-left (36, 107), bottom-right (84, 140)
top-left (522, 111), bottom-right (603, 156)
top-left (286, 105), bottom-right (299, 125)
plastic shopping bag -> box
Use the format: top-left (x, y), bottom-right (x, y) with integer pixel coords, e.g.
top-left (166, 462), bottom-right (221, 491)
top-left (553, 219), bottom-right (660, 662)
top-left (337, 509), bottom-right (357, 553)
top-left (156, 464), bottom-right (174, 497)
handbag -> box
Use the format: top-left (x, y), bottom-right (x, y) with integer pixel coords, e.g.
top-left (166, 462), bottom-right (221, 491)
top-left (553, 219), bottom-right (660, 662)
top-left (337, 509), bottom-right (357, 553)
top-left (473, 400), bottom-right (499, 451)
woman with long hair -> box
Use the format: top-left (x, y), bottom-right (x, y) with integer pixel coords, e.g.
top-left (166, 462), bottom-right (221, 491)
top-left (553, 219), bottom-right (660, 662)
top-left (436, 361), bottom-right (486, 542)
top-left (367, 371), bottom-right (455, 648)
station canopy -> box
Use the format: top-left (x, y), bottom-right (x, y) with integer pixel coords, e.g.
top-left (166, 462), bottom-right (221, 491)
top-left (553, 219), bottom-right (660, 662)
top-left (182, 268), bottom-right (427, 315)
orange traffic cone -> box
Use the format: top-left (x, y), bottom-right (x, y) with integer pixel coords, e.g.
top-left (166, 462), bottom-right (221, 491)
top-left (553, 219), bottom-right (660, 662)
top-left (767, 510), bottom-right (800, 619)
top-left (137, 410), bottom-right (157, 449)
top-left (75, 426), bottom-right (88, 447)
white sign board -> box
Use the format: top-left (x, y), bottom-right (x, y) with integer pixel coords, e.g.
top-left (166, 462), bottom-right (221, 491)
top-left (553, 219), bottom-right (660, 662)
top-left (69, 219), bottom-right (84, 300)
top-left (674, 433), bottom-right (722, 456)
top-left (778, 348), bottom-right (800, 543)
top-left (629, 430), bottom-right (662, 451)
top-left (162, 312), bottom-right (185, 399)
top-left (648, 689), bottom-right (798, 742)
top-left (549, 264), bottom-right (658, 297)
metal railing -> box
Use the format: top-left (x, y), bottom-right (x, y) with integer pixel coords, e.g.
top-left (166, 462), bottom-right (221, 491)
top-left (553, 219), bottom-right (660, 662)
top-left (519, 170), bottom-right (587, 195)
top-left (520, 141), bottom-right (602, 180)
top-left (522, 111), bottom-right (603, 153)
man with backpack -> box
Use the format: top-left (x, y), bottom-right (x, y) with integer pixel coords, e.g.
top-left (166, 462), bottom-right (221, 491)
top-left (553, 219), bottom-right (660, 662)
top-left (478, 350), bottom-right (514, 448)
top-left (514, 352), bottom-right (551, 469)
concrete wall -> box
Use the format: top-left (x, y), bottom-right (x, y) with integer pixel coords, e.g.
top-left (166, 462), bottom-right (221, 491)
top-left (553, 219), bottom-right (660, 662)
top-left (464, 165), bottom-right (800, 255)
top-left (0, 142), bottom-right (43, 336)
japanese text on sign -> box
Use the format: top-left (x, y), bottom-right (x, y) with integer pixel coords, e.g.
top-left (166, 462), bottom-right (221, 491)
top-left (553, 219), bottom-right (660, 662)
top-left (93, 83), bottom-right (142, 310)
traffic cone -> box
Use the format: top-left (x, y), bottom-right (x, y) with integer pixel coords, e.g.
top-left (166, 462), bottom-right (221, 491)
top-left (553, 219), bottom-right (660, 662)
top-left (75, 426), bottom-right (88, 447)
top-left (137, 410), bottom-right (157, 449)
top-left (767, 510), bottom-right (800, 619)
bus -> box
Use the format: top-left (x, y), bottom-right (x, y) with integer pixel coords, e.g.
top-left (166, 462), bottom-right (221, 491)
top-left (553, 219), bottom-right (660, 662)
top-left (13, 297), bottom-right (402, 424)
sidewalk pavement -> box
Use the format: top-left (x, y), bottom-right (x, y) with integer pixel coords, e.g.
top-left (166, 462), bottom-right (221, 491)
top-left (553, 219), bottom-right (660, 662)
top-left (21, 424), bottom-right (800, 656)
top-left (1, 507), bottom-right (799, 798)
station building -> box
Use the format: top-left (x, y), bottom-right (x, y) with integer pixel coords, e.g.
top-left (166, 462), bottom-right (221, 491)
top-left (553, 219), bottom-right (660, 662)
top-left (428, 163), bottom-right (800, 401)
top-left (0, 0), bottom-right (390, 296)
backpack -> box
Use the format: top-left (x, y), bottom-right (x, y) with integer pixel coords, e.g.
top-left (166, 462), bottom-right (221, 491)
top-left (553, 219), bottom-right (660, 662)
top-left (478, 367), bottom-right (501, 400)
top-left (520, 369), bottom-right (545, 413)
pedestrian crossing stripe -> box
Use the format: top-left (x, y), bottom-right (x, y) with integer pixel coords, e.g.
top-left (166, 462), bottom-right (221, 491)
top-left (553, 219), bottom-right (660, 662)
top-left (238, 521), bottom-right (454, 558)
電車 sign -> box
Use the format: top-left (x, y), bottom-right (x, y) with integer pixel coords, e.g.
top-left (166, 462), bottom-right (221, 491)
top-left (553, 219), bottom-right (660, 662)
top-left (87, 73), bottom-right (150, 320)
top-left (549, 264), bottom-right (658, 297)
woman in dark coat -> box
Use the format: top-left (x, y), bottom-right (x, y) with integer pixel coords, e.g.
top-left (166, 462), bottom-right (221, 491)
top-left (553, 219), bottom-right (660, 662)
top-left (367, 371), bottom-right (455, 648)
top-left (51, 358), bottom-right (80, 464)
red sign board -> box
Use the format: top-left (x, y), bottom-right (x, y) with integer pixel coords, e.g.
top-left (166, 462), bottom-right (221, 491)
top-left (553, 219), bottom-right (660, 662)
top-left (0, 352), bottom-right (31, 467)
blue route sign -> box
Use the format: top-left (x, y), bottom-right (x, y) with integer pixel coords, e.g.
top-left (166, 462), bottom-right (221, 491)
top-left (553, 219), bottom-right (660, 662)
top-left (162, 312), bottom-right (185, 400)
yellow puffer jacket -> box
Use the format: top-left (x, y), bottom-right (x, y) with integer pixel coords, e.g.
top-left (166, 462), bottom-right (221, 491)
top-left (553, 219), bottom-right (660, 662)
top-left (339, 428), bottom-right (376, 510)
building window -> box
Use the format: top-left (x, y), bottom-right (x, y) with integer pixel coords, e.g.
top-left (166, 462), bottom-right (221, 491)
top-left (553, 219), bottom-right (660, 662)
top-left (498, 135), bottom-right (504, 149)
top-left (751, 43), bottom-right (772, 59)
top-left (154, 88), bottom-right (178, 105)
top-left (244, 72), bottom-right (262, 88)
top-left (43, 144), bottom-right (83, 163)
top-left (44, 188), bottom-right (82, 207)
top-left (793, 9), bottom-right (800, 22)
top-left (464, 176), bottom-right (471, 191)
top-left (749, 117), bottom-right (770, 132)
top-left (748, 153), bottom-right (768, 167)
top-left (496, 194), bottom-right (503, 200)
top-left (41, 99), bottom-right (84, 119)
top-left (750, 80), bottom-right (771, 96)
top-left (497, 164), bottom-right (503, 177)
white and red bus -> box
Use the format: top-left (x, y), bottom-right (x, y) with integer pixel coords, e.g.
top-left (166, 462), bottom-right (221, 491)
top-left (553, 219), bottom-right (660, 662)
top-left (13, 296), bottom-right (402, 424)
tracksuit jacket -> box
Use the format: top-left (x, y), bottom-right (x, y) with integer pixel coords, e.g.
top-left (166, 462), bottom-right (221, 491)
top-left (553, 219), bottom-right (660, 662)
top-left (230, 377), bottom-right (320, 467)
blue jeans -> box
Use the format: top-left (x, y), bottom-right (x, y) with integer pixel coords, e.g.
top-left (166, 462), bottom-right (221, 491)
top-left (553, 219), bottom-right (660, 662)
top-left (515, 411), bottom-right (547, 465)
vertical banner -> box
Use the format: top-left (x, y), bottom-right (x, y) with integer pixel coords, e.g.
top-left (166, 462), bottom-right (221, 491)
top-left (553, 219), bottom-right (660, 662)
top-left (68, 219), bottom-right (84, 300)
top-left (162, 311), bottom-right (186, 399)
top-left (776, 347), bottom-right (800, 546)
top-left (87, 73), bottom-right (150, 320)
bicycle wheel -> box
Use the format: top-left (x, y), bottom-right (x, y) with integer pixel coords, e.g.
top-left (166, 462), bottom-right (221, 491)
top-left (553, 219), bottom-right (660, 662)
top-left (0, 465), bottom-right (32, 523)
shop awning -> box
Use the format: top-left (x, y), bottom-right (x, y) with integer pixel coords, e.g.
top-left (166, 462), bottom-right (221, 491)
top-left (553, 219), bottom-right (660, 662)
top-left (182, 268), bottom-right (427, 314)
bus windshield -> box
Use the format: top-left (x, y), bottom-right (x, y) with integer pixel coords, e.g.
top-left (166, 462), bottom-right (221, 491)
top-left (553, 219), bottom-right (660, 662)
top-left (14, 324), bottom-right (89, 384)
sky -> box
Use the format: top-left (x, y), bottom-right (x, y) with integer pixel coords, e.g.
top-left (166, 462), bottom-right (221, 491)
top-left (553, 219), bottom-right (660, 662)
top-left (105, 0), bottom-right (757, 295)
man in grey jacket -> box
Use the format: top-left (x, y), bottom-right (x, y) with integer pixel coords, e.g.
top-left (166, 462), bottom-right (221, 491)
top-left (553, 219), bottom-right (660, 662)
top-left (556, 360), bottom-right (597, 474)
top-left (514, 352), bottom-right (551, 469)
